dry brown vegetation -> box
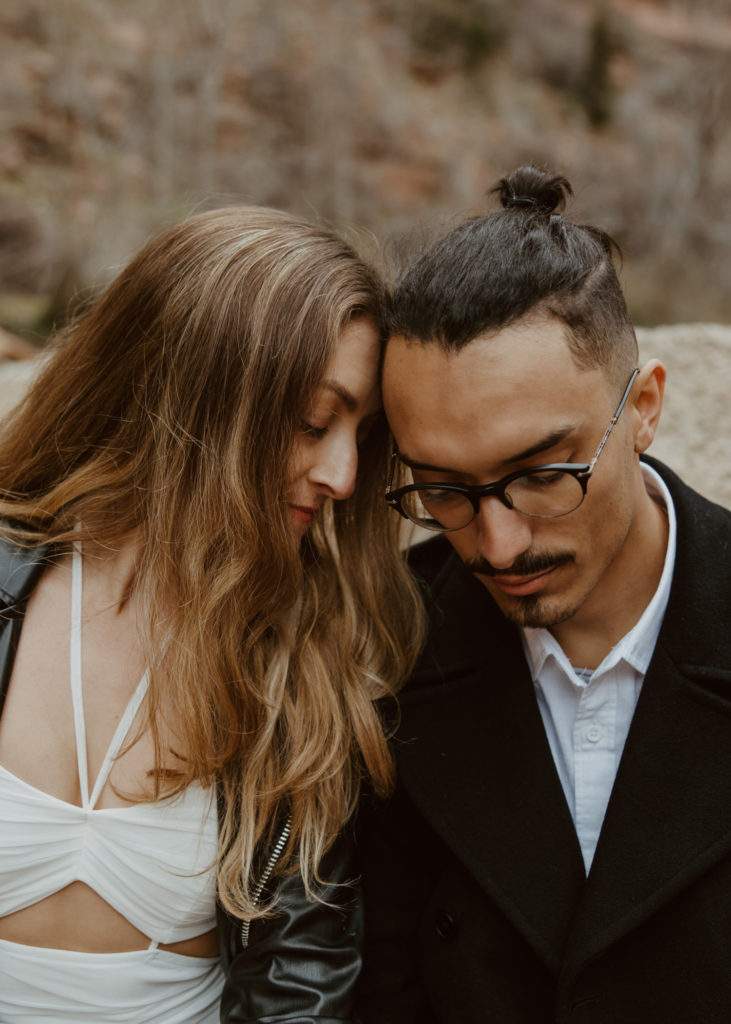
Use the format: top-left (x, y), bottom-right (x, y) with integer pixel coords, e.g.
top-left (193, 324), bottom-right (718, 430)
top-left (1, 0), bottom-right (728, 508)
top-left (0, 0), bottom-right (730, 339)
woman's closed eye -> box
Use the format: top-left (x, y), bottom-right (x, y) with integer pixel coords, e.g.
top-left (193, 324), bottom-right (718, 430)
top-left (300, 421), bottom-right (328, 440)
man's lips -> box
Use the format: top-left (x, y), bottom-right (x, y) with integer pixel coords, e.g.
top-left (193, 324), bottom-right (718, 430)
top-left (488, 566), bottom-right (558, 597)
top-left (466, 551), bottom-right (575, 596)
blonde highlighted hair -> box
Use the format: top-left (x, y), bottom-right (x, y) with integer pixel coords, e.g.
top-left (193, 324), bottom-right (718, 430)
top-left (0, 207), bottom-right (425, 918)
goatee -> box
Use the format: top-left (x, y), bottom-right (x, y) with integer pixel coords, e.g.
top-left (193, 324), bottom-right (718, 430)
top-left (466, 549), bottom-right (577, 629)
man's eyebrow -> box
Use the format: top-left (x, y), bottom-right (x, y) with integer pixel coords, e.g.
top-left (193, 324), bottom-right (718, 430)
top-left (399, 426), bottom-right (576, 475)
top-left (320, 380), bottom-right (357, 412)
top-left (503, 427), bottom-right (575, 466)
top-left (398, 452), bottom-right (456, 473)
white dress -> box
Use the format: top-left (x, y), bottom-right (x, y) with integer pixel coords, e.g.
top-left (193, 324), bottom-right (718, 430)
top-left (0, 544), bottom-right (224, 1022)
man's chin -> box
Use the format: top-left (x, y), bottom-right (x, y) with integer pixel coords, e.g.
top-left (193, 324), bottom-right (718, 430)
top-left (478, 576), bottom-right (577, 630)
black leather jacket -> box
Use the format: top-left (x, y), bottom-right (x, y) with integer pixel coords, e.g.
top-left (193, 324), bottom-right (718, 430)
top-left (218, 832), bottom-right (363, 1023)
top-left (0, 535), bottom-right (362, 1023)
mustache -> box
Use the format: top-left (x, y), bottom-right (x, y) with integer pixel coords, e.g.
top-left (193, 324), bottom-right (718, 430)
top-left (465, 550), bottom-right (575, 578)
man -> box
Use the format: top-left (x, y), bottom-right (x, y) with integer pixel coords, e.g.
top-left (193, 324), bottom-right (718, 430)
top-left (355, 166), bottom-right (731, 1023)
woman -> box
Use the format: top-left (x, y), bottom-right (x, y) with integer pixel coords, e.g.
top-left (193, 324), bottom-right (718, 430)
top-left (0, 207), bottom-right (424, 1022)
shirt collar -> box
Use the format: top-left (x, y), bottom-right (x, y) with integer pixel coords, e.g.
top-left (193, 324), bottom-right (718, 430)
top-left (522, 462), bottom-right (677, 680)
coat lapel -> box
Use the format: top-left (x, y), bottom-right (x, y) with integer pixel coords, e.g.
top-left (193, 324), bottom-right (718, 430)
top-left (399, 465), bottom-right (730, 975)
top-left (396, 547), bottom-right (585, 972)
top-left (565, 643), bottom-right (731, 971)
top-left (564, 462), bottom-right (731, 971)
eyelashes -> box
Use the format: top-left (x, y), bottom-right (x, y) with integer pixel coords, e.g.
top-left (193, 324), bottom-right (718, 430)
top-left (300, 410), bottom-right (382, 444)
top-left (300, 421), bottom-right (328, 440)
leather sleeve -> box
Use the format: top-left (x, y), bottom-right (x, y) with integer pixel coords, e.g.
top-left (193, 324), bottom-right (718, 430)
top-left (219, 832), bottom-right (363, 1023)
top-left (0, 535), bottom-right (49, 716)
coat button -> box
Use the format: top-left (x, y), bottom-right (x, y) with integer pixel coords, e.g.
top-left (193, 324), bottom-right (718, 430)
top-left (434, 909), bottom-right (459, 942)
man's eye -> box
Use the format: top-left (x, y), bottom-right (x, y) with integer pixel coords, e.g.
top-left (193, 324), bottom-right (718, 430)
top-left (423, 488), bottom-right (463, 505)
top-left (518, 470), bottom-right (567, 489)
top-left (301, 422), bottom-right (327, 440)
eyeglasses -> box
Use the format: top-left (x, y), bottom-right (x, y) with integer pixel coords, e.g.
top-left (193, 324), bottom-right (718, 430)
top-left (385, 368), bottom-right (639, 533)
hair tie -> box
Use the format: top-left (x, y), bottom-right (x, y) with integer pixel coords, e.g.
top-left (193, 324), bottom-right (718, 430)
top-left (508, 195), bottom-right (538, 209)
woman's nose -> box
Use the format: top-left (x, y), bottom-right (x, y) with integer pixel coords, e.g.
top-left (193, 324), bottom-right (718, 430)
top-left (309, 435), bottom-right (359, 501)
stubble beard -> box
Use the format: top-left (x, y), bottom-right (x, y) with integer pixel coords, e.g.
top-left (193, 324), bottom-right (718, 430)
top-left (466, 548), bottom-right (579, 629)
top-left (485, 587), bottom-right (582, 629)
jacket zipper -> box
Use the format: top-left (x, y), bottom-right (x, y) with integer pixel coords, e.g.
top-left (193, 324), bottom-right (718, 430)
top-left (240, 814), bottom-right (292, 949)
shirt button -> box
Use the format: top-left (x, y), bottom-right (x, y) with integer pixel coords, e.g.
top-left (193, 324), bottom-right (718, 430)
top-left (585, 723), bottom-right (603, 743)
top-left (434, 909), bottom-right (459, 942)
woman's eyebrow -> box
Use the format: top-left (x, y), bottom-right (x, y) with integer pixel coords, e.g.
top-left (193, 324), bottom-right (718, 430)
top-left (320, 380), bottom-right (358, 412)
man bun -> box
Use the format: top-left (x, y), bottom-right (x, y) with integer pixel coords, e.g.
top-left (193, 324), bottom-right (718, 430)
top-left (494, 165), bottom-right (573, 215)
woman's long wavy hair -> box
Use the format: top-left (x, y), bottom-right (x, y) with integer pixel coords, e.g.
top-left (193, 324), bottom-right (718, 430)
top-left (0, 206), bottom-right (425, 918)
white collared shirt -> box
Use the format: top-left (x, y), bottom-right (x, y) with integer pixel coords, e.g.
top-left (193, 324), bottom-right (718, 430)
top-left (521, 464), bottom-right (677, 874)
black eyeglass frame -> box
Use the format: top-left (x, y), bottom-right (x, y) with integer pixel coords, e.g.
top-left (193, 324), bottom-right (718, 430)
top-left (385, 367), bottom-right (640, 532)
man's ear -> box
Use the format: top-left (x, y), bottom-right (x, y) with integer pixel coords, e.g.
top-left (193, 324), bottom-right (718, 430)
top-left (631, 359), bottom-right (666, 454)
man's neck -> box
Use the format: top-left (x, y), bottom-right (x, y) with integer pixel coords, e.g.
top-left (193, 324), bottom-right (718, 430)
top-left (549, 489), bottom-right (669, 670)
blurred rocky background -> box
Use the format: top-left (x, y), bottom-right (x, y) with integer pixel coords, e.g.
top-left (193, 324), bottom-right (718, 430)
top-left (0, 0), bottom-right (729, 505)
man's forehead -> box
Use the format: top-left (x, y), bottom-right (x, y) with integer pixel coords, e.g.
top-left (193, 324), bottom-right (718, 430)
top-left (383, 328), bottom-right (611, 473)
top-left (383, 324), bottom-right (592, 394)
top-left (380, 317), bottom-right (610, 385)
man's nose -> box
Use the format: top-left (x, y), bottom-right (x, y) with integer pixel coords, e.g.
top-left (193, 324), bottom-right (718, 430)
top-left (474, 496), bottom-right (533, 570)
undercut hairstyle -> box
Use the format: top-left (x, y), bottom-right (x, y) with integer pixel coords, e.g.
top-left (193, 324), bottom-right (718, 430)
top-left (390, 165), bottom-right (638, 381)
top-left (0, 206), bottom-right (425, 920)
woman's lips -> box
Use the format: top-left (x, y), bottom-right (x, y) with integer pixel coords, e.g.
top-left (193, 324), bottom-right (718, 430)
top-left (288, 504), bottom-right (315, 525)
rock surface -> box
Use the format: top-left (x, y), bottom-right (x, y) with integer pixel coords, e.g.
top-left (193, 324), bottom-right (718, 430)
top-left (636, 324), bottom-right (730, 509)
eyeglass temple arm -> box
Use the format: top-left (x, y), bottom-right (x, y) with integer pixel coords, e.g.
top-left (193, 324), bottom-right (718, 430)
top-left (586, 368), bottom-right (640, 473)
top-left (385, 445), bottom-right (400, 495)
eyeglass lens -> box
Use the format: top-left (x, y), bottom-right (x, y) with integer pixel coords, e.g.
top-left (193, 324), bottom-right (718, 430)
top-left (400, 469), bottom-right (586, 531)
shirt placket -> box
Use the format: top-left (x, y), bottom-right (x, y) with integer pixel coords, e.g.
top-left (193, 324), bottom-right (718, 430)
top-left (573, 671), bottom-right (618, 873)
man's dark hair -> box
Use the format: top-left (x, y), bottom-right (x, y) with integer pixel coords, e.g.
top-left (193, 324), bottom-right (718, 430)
top-left (389, 165), bottom-right (638, 380)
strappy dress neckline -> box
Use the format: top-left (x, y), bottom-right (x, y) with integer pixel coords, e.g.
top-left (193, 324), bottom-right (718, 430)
top-left (69, 540), bottom-right (150, 810)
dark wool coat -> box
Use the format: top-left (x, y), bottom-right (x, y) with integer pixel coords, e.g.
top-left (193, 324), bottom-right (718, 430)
top-left (355, 458), bottom-right (731, 1024)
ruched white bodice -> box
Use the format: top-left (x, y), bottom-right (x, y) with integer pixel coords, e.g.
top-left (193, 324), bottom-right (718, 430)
top-left (0, 765), bottom-right (219, 942)
top-left (0, 541), bottom-right (224, 1022)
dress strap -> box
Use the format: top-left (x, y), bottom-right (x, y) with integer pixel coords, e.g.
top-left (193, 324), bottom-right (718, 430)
top-left (87, 671), bottom-right (150, 810)
top-left (70, 538), bottom-right (150, 811)
top-left (70, 540), bottom-right (90, 808)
